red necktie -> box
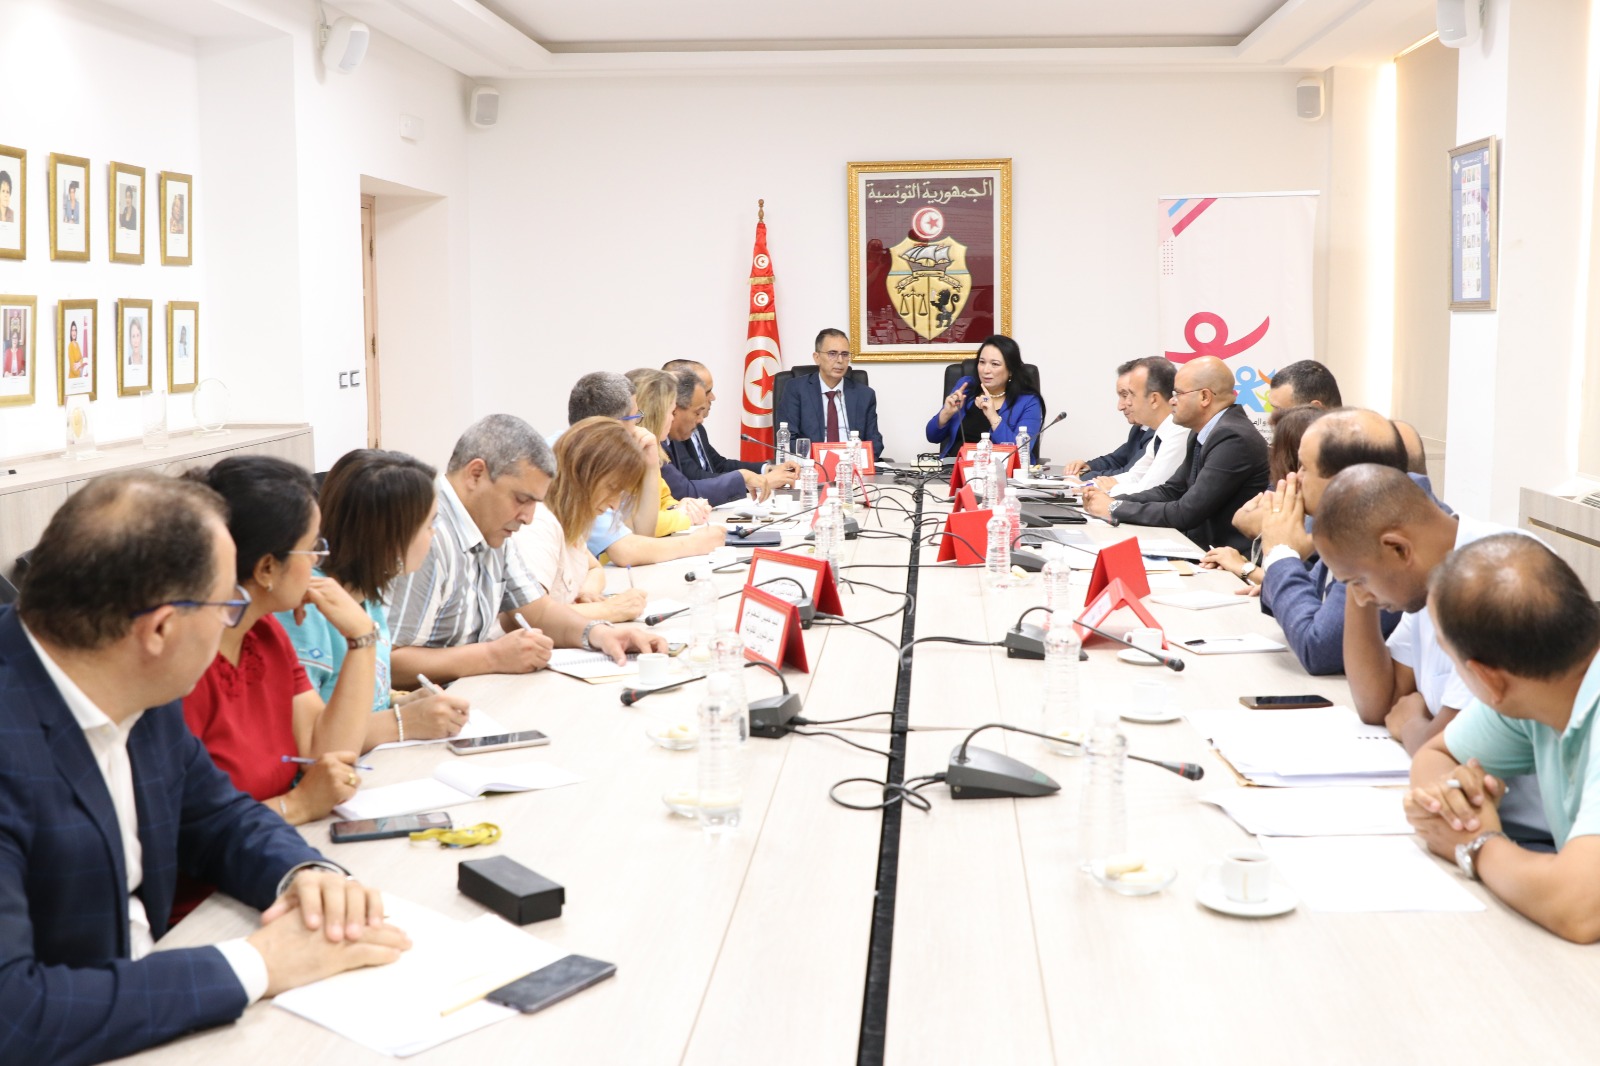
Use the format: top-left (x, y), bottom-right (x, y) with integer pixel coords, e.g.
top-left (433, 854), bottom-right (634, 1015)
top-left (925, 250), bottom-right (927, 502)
top-left (826, 390), bottom-right (841, 442)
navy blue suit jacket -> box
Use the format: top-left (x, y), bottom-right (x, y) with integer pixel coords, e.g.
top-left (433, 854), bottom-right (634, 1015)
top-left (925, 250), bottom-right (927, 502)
top-left (0, 607), bottom-right (324, 1065)
top-left (666, 426), bottom-right (763, 481)
top-left (661, 444), bottom-right (747, 506)
top-left (1085, 425), bottom-right (1153, 476)
top-left (772, 374), bottom-right (884, 458)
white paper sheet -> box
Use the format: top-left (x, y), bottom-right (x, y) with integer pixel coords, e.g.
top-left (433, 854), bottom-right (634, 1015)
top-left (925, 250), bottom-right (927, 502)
top-left (1258, 836), bottom-right (1485, 912)
top-left (274, 895), bottom-right (565, 1056)
top-left (1132, 538), bottom-right (1207, 560)
top-left (1202, 787), bottom-right (1412, 836)
top-left (335, 761), bottom-right (585, 819)
top-left (371, 710), bottom-right (508, 752)
top-left (1186, 705), bottom-right (1411, 785)
top-left (1150, 590), bottom-right (1253, 611)
top-left (1172, 633), bottom-right (1287, 655)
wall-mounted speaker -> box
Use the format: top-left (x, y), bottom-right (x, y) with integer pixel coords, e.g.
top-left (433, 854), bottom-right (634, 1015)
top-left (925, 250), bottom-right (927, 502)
top-left (470, 86), bottom-right (500, 128)
top-left (1296, 76), bottom-right (1324, 121)
top-left (321, 16), bottom-right (370, 74)
top-left (1437, 0), bottom-right (1485, 49)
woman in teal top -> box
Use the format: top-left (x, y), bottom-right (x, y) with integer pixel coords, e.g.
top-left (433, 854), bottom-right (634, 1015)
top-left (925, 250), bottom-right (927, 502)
top-left (278, 449), bottom-right (468, 751)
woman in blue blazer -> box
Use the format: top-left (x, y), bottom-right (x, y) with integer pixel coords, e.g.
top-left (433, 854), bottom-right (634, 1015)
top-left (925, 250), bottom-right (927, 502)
top-left (925, 334), bottom-right (1046, 463)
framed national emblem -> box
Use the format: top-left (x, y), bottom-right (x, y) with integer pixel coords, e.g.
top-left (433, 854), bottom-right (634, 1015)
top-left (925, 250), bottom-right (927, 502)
top-left (847, 158), bottom-right (1011, 363)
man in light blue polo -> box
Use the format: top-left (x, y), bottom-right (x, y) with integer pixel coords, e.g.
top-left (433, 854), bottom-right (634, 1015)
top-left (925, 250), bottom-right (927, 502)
top-left (1405, 534), bottom-right (1600, 942)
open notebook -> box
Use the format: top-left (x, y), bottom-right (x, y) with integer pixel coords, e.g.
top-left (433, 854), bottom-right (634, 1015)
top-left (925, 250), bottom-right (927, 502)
top-left (334, 760), bottom-right (585, 820)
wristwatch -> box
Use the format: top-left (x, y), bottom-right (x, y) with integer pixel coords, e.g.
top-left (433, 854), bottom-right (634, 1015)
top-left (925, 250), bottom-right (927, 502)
top-left (346, 626), bottom-right (381, 651)
top-left (580, 620), bottom-right (614, 651)
top-left (1239, 561), bottom-right (1259, 580)
top-left (1456, 830), bottom-right (1507, 880)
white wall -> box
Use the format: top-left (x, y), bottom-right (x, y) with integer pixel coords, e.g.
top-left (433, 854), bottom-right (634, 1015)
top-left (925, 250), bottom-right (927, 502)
top-left (468, 71), bottom-right (1334, 463)
top-left (0, 0), bottom-right (207, 459)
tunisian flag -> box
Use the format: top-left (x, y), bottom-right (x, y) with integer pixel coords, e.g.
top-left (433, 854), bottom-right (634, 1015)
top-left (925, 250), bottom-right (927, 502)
top-left (741, 204), bottom-right (783, 462)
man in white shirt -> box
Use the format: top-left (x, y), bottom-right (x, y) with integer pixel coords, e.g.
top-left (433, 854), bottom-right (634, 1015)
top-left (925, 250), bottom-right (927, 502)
top-left (1088, 356), bottom-right (1189, 497)
top-left (0, 472), bottom-right (409, 1064)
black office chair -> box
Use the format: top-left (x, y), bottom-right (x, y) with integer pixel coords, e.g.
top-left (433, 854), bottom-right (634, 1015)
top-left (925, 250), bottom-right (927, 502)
top-left (12, 549), bottom-right (32, 581)
top-left (0, 571), bottom-right (17, 607)
top-left (941, 359), bottom-right (1043, 401)
top-left (770, 365), bottom-right (871, 426)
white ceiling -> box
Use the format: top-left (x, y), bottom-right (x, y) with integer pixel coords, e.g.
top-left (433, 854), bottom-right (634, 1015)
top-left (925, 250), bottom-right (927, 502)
top-left (108, 0), bottom-right (1440, 78)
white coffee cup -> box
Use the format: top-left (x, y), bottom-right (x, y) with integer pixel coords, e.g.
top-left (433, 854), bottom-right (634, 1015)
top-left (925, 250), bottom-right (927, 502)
top-left (1131, 678), bottom-right (1170, 717)
top-left (1221, 848), bottom-right (1273, 904)
top-left (636, 652), bottom-right (671, 689)
top-left (1127, 627), bottom-right (1165, 654)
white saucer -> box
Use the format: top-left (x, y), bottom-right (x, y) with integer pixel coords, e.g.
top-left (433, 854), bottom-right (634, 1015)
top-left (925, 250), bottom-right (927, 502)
top-left (1091, 860), bottom-right (1178, 896)
top-left (1117, 647), bottom-right (1165, 666)
top-left (1195, 863), bottom-right (1298, 917)
top-left (1120, 706), bottom-right (1183, 724)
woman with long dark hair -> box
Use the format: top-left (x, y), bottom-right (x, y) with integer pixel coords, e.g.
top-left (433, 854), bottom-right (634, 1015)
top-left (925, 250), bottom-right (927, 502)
top-left (925, 334), bottom-right (1046, 464)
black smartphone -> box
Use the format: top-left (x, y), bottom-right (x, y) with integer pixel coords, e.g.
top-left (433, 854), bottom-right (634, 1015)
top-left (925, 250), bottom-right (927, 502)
top-left (486, 955), bottom-right (617, 1015)
top-left (1239, 695), bottom-right (1335, 709)
top-left (447, 729), bottom-right (550, 756)
top-left (329, 811), bottom-right (452, 843)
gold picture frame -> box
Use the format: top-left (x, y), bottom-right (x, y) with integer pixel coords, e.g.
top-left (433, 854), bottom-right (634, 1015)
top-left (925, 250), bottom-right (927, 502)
top-left (116, 298), bottom-right (153, 397)
top-left (159, 170), bottom-right (191, 265)
top-left (48, 152), bottom-right (90, 262)
top-left (0, 295), bottom-right (37, 407)
top-left (167, 300), bottom-right (199, 393)
top-left (847, 158), bottom-right (1012, 363)
top-left (0, 145), bottom-right (25, 260)
top-left (57, 298), bottom-right (97, 404)
top-left (109, 161), bottom-right (146, 264)
top-left (1448, 136), bottom-right (1497, 311)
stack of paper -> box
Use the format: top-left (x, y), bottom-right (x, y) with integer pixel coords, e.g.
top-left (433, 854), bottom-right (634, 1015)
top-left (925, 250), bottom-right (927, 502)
top-left (274, 895), bottom-right (566, 1056)
top-left (1185, 705), bottom-right (1410, 786)
top-left (1201, 787), bottom-right (1412, 836)
top-left (1258, 836), bottom-right (1485, 912)
top-left (334, 760), bottom-right (585, 819)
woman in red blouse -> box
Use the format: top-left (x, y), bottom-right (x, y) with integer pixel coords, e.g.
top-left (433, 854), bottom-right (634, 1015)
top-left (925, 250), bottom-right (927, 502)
top-left (182, 457), bottom-right (382, 825)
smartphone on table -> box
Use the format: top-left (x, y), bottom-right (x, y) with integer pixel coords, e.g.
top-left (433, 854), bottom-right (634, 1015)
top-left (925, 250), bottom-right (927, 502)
top-left (330, 811), bottom-right (452, 843)
top-left (447, 729), bottom-right (550, 756)
top-left (1238, 695), bottom-right (1335, 710)
top-left (487, 955), bottom-right (617, 1014)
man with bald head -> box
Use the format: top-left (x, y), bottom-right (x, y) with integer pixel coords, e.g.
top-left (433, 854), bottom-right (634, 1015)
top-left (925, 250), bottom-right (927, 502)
top-left (1082, 355), bottom-right (1268, 553)
top-left (1407, 535), bottom-right (1600, 940)
top-left (1253, 408), bottom-right (1410, 674)
top-left (661, 358), bottom-right (767, 479)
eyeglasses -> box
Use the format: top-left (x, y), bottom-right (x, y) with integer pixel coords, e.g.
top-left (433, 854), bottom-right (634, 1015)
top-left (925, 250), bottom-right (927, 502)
top-left (818, 350), bottom-right (853, 362)
top-left (130, 584), bottom-right (253, 627)
top-left (1170, 387), bottom-right (1210, 399)
top-left (287, 537), bottom-right (330, 562)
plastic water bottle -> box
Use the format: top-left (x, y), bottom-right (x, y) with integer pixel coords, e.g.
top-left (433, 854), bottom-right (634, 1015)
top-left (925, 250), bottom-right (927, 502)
top-left (984, 510), bottom-right (1010, 589)
top-left (711, 631), bottom-right (750, 734)
top-left (1015, 425), bottom-right (1032, 473)
top-left (972, 432), bottom-right (993, 505)
top-left (1078, 704), bottom-right (1129, 873)
top-left (1005, 492), bottom-right (1023, 549)
top-left (696, 673), bottom-right (745, 835)
top-left (799, 457), bottom-right (818, 511)
top-left (775, 421), bottom-right (790, 462)
top-left (847, 429), bottom-right (862, 467)
top-left (836, 451), bottom-right (856, 516)
top-left (1042, 558), bottom-right (1072, 623)
top-left (975, 431), bottom-right (993, 471)
top-left (1042, 610), bottom-right (1083, 757)
top-left (687, 572), bottom-right (718, 664)
top-left (814, 496), bottom-right (837, 568)
top-left (826, 497), bottom-right (848, 576)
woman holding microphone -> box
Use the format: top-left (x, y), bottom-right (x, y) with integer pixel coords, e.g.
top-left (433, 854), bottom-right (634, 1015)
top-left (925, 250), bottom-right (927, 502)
top-left (925, 334), bottom-right (1045, 464)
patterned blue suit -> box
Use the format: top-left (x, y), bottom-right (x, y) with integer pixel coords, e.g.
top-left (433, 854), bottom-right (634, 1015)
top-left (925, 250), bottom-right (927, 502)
top-left (0, 606), bottom-right (324, 1065)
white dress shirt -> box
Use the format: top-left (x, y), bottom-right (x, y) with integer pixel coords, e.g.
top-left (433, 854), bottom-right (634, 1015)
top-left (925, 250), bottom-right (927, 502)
top-left (1108, 415), bottom-right (1190, 497)
top-left (21, 626), bottom-right (270, 1002)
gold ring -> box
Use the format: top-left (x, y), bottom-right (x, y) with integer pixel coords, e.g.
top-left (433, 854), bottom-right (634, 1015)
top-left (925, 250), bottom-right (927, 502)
top-left (348, 774), bottom-right (359, 787)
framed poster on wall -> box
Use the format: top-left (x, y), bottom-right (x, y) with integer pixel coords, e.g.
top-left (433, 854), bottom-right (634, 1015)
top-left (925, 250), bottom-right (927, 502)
top-left (0, 145), bottom-right (25, 260)
top-left (847, 158), bottom-right (1011, 363)
top-left (0, 295), bottom-right (36, 407)
top-left (1449, 136), bottom-right (1497, 311)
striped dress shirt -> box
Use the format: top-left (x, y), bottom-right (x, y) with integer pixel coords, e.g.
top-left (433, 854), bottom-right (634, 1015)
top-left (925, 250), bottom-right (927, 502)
top-left (389, 474), bottom-right (543, 648)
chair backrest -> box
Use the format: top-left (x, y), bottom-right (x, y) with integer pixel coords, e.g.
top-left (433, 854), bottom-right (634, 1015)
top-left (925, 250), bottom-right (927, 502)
top-left (0, 570), bottom-right (16, 607)
top-left (942, 360), bottom-right (1044, 405)
top-left (771, 365), bottom-right (870, 427)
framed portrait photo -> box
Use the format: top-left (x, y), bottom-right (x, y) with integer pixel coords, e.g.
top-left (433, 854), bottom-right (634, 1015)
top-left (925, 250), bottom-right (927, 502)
top-left (57, 299), bottom-right (97, 404)
top-left (117, 298), bottom-right (153, 397)
top-left (847, 158), bottom-right (1012, 363)
top-left (159, 170), bottom-right (191, 265)
top-left (109, 161), bottom-right (145, 264)
top-left (1449, 136), bottom-right (1497, 311)
top-left (48, 152), bottom-right (89, 262)
top-left (167, 300), bottom-right (198, 393)
top-left (0, 145), bottom-right (24, 260)
top-left (0, 295), bottom-right (37, 407)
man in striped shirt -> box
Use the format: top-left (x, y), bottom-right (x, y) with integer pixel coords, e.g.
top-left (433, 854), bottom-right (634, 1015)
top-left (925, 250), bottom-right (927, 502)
top-left (389, 414), bottom-right (666, 686)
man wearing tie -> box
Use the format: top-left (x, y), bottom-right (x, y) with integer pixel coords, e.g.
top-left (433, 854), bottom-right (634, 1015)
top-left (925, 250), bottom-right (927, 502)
top-left (661, 358), bottom-right (790, 483)
top-left (772, 329), bottom-right (885, 458)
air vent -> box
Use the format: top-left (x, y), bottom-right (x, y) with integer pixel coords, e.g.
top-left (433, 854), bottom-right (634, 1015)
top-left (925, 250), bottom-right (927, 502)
top-left (1577, 491), bottom-right (1600, 509)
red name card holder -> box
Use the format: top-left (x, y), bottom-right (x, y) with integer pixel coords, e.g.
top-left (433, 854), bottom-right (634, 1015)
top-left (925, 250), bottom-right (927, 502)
top-left (1073, 578), bottom-right (1165, 646)
top-left (952, 484), bottom-right (980, 513)
top-left (1085, 535), bottom-right (1151, 602)
top-left (735, 584), bottom-right (809, 672)
top-left (746, 547), bottom-right (842, 615)
top-left (935, 508), bottom-right (992, 565)
top-left (813, 442), bottom-right (874, 509)
top-left (949, 442), bottom-right (1019, 493)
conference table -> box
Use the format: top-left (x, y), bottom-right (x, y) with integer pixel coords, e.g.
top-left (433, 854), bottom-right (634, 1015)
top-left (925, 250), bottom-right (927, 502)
top-left (122, 475), bottom-right (1600, 1066)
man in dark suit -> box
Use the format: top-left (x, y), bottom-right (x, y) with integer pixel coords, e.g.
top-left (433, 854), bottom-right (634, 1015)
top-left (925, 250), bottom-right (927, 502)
top-left (1063, 359), bottom-right (1157, 477)
top-left (1082, 355), bottom-right (1268, 552)
top-left (0, 473), bottom-right (409, 1065)
top-left (664, 369), bottom-right (793, 504)
top-left (771, 328), bottom-right (885, 458)
top-left (662, 358), bottom-right (798, 486)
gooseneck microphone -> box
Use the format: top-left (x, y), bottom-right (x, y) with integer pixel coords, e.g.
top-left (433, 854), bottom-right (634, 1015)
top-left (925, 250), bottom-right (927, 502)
top-left (1075, 619), bottom-right (1185, 672)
